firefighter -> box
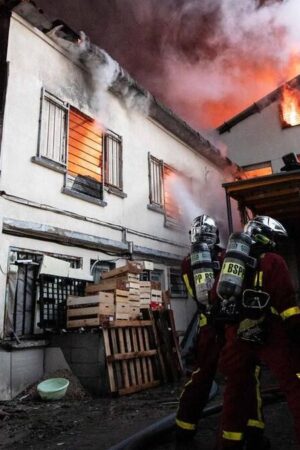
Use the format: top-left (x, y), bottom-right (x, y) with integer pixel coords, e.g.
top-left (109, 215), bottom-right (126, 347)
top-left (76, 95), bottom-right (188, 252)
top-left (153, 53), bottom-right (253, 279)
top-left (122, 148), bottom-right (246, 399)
top-left (175, 215), bottom-right (268, 450)
top-left (217, 215), bottom-right (300, 449)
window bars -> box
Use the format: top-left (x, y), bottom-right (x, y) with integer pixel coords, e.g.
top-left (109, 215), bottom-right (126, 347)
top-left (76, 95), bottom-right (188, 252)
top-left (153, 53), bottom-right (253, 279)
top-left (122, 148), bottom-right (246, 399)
top-left (104, 131), bottom-right (123, 189)
top-left (38, 90), bottom-right (68, 165)
top-left (66, 107), bottom-right (103, 200)
top-left (39, 275), bottom-right (86, 330)
top-left (149, 154), bottom-right (163, 207)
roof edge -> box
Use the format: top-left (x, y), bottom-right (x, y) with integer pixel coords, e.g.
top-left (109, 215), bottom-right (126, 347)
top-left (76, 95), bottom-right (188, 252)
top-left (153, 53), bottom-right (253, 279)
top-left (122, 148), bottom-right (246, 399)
top-left (4, 0), bottom-right (237, 173)
top-left (217, 74), bottom-right (300, 134)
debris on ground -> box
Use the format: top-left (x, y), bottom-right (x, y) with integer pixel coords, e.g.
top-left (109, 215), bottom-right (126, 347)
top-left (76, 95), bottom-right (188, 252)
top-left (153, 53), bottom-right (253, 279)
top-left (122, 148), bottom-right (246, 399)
top-left (16, 369), bottom-right (91, 402)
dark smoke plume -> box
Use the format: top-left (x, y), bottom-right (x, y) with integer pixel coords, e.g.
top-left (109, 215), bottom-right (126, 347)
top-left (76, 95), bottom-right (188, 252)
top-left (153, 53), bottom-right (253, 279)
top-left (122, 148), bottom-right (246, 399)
top-left (36, 0), bottom-right (299, 129)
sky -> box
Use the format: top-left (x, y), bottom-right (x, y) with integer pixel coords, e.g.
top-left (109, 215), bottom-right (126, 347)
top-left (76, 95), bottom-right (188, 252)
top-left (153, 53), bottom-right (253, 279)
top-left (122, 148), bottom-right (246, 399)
top-left (36, 0), bottom-right (300, 131)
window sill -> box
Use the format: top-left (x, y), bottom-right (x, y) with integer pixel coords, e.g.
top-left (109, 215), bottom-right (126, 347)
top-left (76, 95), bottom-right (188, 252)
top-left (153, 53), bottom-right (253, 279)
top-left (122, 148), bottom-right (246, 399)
top-left (0, 339), bottom-right (49, 351)
top-left (31, 156), bottom-right (66, 174)
top-left (164, 217), bottom-right (184, 231)
top-left (147, 203), bottom-right (165, 214)
top-left (62, 187), bottom-right (107, 207)
top-left (104, 186), bottom-right (127, 198)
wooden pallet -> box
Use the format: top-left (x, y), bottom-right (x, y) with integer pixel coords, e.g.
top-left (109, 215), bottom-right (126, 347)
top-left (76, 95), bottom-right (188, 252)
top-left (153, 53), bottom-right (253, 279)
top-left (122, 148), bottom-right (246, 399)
top-left (102, 320), bottom-right (165, 395)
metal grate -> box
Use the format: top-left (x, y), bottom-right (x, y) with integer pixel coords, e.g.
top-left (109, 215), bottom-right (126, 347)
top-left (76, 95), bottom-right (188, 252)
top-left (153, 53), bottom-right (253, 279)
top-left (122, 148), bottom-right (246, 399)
top-left (39, 275), bottom-right (86, 330)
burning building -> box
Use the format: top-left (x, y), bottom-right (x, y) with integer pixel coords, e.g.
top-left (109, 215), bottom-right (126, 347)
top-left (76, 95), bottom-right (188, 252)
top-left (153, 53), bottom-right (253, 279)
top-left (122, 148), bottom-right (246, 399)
top-left (218, 75), bottom-right (300, 300)
top-left (0, 1), bottom-right (238, 399)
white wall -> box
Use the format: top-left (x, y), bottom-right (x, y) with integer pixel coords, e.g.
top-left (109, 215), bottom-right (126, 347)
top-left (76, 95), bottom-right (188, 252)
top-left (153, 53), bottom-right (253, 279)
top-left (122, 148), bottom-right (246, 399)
top-left (0, 14), bottom-right (231, 337)
top-left (220, 101), bottom-right (300, 173)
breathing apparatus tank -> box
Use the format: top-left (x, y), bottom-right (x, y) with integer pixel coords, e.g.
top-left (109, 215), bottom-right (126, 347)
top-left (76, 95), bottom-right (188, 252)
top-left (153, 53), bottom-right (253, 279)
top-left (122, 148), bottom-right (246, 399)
top-left (191, 241), bottom-right (214, 306)
top-left (217, 232), bottom-right (256, 302)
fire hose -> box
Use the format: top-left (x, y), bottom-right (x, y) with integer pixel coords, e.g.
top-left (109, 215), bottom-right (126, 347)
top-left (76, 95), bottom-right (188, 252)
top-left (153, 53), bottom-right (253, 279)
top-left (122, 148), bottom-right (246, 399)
top-left (107, 386), bottom-right (282, 450)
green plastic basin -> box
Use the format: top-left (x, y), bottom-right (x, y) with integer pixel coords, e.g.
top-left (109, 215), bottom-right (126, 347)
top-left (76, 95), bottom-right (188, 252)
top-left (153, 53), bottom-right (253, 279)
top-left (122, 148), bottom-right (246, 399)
top-left (37, 378), bottom-right (70, 401)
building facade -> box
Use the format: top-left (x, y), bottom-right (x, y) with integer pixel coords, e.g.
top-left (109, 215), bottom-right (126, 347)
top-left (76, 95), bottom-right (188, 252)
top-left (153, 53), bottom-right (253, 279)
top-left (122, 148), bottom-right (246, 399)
top-left (0, 3), bottom-right (237, 399)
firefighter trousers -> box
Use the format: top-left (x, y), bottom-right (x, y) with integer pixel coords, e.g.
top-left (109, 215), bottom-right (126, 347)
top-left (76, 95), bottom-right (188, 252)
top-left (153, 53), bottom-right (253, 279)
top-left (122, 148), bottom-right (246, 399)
top-left (176, 323), bottom-right (265, 443)
top-left (219, 318), bottom-right (300, 449)
top-left (176, 324), bottom-right (222, 433)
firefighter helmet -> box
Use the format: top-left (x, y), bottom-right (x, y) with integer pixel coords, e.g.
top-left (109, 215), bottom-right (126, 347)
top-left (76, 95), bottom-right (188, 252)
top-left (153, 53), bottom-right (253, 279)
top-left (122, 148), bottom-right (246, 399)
top-left (244, 215), bottom-right (287, 247)
top-left (190, 214), bottom-right (219, 247)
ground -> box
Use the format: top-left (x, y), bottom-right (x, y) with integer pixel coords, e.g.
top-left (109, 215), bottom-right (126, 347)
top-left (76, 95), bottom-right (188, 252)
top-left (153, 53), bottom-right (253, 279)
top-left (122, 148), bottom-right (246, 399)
top-left (0, 371), bottom-right (299, 450)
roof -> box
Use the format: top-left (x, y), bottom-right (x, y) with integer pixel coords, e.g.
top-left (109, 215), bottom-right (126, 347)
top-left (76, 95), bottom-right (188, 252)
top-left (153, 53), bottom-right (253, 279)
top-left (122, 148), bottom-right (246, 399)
top-left (217, 74), bottom-right (300, 134)
top-left (0, 0), bottom-right (239, 174)
top-left (223, 169), bottom-right (300, 227)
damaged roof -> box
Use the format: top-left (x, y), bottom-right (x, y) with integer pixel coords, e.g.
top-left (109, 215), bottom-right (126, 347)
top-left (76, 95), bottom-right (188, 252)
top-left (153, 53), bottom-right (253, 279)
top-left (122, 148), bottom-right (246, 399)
top-left (217, 73), bottom-right (300, 134)
top-left (0, 0), bottom-right (239, 174)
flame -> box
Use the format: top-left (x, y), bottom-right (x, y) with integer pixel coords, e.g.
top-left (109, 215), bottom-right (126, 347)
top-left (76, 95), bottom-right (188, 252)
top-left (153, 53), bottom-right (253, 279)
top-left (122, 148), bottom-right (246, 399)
top-left (280, 85), bottom-right (300, 127)
top-left (164, 51), bottom-right (300, 129)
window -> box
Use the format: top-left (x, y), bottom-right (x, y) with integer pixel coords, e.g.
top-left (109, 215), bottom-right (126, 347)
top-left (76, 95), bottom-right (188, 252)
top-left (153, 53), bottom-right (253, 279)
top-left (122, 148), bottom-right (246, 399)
top-left (163, 164), bottom-right (183, 227)
top-left (149, 155), bottom-right (164, 207)
top-left (66, 107), bottom-right (103, 200)
top-left (38, 90), bottom-right (68, 165)
top-left (104, 132), bottom-right (123, 190)
top-left (279, 85), bottom-right (300, 128)
top-left (148, 154), bottom-right (185, 228)
top-left (169, 268), bottom-right (187, 298)
top-left (90, 260), bottom-right (115, 284)
top-left (243, 162), bottom-right (272, 179)
top-left (140, 268), bottom-right (165, 290)
top-left (36, 89), bottom-right (124, 202)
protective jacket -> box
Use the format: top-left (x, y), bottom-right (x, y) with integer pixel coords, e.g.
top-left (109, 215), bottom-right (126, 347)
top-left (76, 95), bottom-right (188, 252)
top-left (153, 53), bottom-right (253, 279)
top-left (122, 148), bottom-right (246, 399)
top-left (218, 251), bottom-right (300, 449)
top-left (176, 248), bottom-right (266, 445)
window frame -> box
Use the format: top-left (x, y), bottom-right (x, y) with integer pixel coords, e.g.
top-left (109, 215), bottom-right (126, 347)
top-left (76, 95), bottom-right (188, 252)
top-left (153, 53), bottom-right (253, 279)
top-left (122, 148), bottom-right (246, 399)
top-left (64, 105), bottom-right (104, 203)
top-left (37, 88), bottom-right (69, 168)
top-left (104, 130), bottom-right (123, 192)
top-left (35, 89), bottom-right (127, 203)
top-left (148, 153), bottom-right (164, 210)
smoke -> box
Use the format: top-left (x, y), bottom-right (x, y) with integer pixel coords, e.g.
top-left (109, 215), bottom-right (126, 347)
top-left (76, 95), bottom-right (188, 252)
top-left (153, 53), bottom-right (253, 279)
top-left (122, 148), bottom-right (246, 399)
top-left (165, 169), bottom-right (230, 246)
top-left (46, 27), bottom-right (150, 127)
top-left (158, 0), bottom-right (300, 129)
top-left (37, 0), bottom-right (300, 129)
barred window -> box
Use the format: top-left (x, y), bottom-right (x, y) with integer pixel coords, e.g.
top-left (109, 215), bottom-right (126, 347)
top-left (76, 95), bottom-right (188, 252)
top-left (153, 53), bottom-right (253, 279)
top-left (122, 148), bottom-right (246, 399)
top-left (38, 90), bottom-right (68, 165)
top-left (66, 107), bottom-right (103, 200)
top-left (149, 154), bottom-right (163, 207)
top-left (37, 89), bottom-right (125, 202)
top-left (104, 132), bottom-right (123, 189)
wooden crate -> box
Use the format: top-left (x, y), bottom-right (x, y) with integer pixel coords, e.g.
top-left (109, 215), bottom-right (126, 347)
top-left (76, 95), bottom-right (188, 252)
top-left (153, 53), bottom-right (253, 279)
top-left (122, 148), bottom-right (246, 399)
top-left (102, 320), bottom-right (165, 395)
top-left (129, 305), bottom-right (141, 320)
top-left (86, 278), bottom-right (128, 294)
top-left (101, 262), bottom-right (143, 279)
top-left (151, 289), bottom-right (162, 303)
top-left (115, 289), bottom-right (129, 304)
top-left (67, 294), bottom-right (114, 328)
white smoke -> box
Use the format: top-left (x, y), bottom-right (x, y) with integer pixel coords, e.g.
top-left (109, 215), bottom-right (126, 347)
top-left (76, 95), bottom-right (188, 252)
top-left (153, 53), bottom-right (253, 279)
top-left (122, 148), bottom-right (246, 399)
top-left (46, 27), bottom-right (150, 126)
top-left (165, 169), bottom-right (230, 246)
top-left (158, 0), bottom-right (300, 129)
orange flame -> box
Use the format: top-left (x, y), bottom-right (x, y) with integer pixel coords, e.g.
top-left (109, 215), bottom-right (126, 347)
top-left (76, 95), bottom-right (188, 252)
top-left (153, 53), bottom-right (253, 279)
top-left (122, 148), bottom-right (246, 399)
top-left (280, 85), bottom-right (300, 127)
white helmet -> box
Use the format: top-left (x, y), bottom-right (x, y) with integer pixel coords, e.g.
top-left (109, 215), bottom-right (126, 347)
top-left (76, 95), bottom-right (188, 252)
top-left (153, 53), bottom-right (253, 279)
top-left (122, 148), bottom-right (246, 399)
top-left (190, 214), bottom-right (219, 248)
top-left (244, 215), bottom-right (287, 246)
